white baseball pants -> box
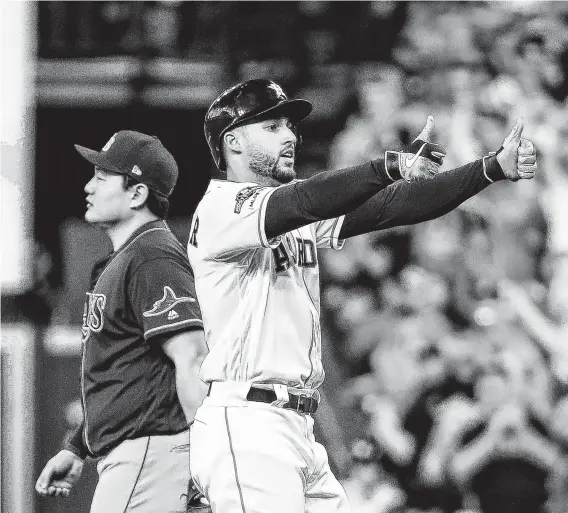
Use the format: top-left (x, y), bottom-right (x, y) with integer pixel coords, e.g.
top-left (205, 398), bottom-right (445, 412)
top-left (189, 382), bottom-right (350, 513)
top-left (90, 429), bottom-right (190, 513)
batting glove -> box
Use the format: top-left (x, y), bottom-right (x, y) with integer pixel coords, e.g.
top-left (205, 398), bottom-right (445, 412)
top-left (384, 116), bottom-right (447, 182)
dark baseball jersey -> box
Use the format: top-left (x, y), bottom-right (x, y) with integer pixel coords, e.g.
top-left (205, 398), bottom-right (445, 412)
top-left (80, 220), bottom-right (203, 457)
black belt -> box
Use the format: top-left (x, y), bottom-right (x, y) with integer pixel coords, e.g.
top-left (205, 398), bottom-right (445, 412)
top-left (246, 386), bottom-right (319, 414)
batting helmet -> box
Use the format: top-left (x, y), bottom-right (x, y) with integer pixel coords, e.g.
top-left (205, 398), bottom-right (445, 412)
top-left (204, 79), bottom-right (313, 171)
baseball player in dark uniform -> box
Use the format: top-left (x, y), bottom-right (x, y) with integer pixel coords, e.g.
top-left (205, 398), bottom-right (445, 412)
top-left (35, 131), bottom-right (209, 513)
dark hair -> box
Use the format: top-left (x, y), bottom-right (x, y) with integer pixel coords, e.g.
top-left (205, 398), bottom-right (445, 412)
top-left (123, 175), bottom-right (169, 219)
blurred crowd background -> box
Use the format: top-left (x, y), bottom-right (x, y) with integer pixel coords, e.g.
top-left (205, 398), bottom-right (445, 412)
top-left (2, 2), bottom-right (568, 513)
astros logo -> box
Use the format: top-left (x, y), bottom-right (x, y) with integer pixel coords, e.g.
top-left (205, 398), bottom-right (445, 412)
top-left (143, 286), bottom-right (195, 317)
top-left (267, 82), bottom-right (286, 99)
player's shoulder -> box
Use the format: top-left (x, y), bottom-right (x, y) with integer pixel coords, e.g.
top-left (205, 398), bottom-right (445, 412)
top-left (205, 179), bottom-right (272, 195)
top-left (127, 223), bottom-right (187, 264)
top-left (196, 179), bottom-right (274, 211)
top-left (139, 224), bottom-right (180, 247)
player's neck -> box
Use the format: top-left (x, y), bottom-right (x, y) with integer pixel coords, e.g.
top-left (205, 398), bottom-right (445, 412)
top-left (226, 165), bottom-right (279, 186)
top-left (105, 211), bottom-right (160, 251)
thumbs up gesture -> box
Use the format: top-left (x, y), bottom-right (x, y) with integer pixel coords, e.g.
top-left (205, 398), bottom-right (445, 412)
top-left (495, 119), bottom-right (538, 181)
top-left (385, 115), bottom-right (447, 182)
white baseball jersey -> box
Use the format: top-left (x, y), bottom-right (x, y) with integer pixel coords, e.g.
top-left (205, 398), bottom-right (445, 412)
top-left (187, 179), bottom-right (345, 389)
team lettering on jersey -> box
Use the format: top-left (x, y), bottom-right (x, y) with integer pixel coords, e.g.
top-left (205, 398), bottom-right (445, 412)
top-left (272, 233), bottom-right (316, 272)
top-left (189, 216), bottom-right (199, 248)
top-left (81, 292), bottom-right (107, 342)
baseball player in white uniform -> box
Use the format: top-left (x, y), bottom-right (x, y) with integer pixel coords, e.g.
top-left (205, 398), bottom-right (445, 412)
top-left (186, 79), bottom-right (537, 513)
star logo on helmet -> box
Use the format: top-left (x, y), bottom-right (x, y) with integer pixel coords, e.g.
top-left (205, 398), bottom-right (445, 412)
top-left (268, 82), bottom-right (286, 99)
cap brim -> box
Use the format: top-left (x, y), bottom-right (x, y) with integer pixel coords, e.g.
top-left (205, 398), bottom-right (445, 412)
top-left (74, 145), bottom-right (123, 174)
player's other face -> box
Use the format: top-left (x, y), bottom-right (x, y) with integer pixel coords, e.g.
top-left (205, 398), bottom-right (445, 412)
top-left (84, 168), bottom-right (132, 225)
top-left (241, 117), bottom-right (297, 184)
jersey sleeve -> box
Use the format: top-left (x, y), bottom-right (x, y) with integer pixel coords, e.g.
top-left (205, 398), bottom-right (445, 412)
top-left (128, 258), bottom-right (203, 340)
top-left (189, 181), bottom-right (282, 259)
top-left (314, 216), bottom-right (346, 250)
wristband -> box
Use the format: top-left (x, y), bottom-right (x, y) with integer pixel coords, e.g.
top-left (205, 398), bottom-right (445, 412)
top-left (483, 154), bottom-right (506, 183)
top-left (483, 155), bottom-right (507, 183)
top-left (384, 151), bottom-right (402, 182)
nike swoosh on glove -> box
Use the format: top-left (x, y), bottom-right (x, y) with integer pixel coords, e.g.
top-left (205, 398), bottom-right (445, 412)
top-left (385, 139), bottom-right (447, 182)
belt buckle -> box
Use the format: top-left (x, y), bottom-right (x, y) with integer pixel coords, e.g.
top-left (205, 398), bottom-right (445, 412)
top-left (309, 389), bottom-right (321, 404)
top-left (296, 395), bottom-right (309, 414)
top-left (295, 389), bottom-right (320, 414)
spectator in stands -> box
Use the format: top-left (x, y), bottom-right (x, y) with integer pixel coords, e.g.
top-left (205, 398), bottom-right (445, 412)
top-left (341, 438), bottom-right (406, 513)
top-left (449, 361), bottom-right (561, 513)
top-left (330, 63), bottom-right (406, 168)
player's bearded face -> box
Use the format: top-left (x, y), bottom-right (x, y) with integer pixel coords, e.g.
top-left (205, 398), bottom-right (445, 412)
top-left (242, 119), bottom-right (297, 184)
top-left (84, 168), bottom-right (133, 225)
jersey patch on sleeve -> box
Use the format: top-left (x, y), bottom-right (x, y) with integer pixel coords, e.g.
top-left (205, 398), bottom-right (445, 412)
top-left (234, 186), bottom-right (264, 214)
top-left (143, 286), bottom-right (196, 317)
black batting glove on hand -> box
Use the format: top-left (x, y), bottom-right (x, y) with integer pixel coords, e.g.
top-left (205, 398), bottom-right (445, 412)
top-left (384, 116), bottom-right (447, 182)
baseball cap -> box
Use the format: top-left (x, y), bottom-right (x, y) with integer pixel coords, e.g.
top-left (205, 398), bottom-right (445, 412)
top-left (74, 130), bottom-right (178, 198)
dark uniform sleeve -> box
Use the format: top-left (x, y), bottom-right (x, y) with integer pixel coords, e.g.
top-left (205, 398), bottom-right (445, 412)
top-left (339, 157), bottom-right (505, 239)
top-left (128, 258), bottom-right (203, 340)
top-left (63, 420), bottom-right (89, 459)
top-left (265, 159), bottom-right (393, 239)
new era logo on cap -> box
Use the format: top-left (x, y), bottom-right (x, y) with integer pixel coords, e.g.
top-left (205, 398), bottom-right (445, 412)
top-left (131, 165), bottom-right (142, 176)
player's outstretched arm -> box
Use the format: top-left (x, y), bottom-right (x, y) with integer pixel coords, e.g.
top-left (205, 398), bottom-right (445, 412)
top-left (264, 117), bottom-right (445, 240)
top-left (339, 118), bottom-right (537, 239)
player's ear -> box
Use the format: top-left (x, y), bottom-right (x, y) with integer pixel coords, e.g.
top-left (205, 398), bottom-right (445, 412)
top-left (129, 182), bottom-right (150, 210)
top-left (223, 130), bottom-right (242, 156)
